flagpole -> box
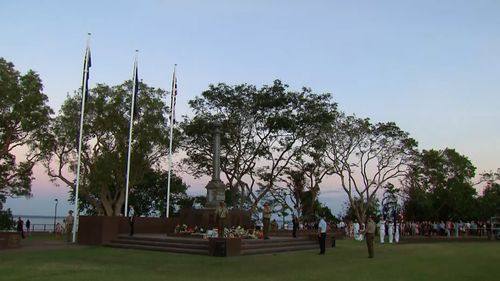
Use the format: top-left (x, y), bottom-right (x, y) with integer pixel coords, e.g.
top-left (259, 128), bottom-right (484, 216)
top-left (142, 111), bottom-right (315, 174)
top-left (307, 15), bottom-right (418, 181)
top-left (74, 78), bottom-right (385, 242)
top-left (73, 33), bottom-right (91, 243)
top-left (166, 64), bottom-right (177, 218)
top-left (124, 50), bottom-right (139, 217)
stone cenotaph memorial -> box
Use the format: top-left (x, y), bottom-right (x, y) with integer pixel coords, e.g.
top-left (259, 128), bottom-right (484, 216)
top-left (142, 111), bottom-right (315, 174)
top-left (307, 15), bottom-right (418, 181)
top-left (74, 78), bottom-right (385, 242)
top-left (205, 123), bottom-right (226, 207)
top-left (179, 122), bottom-right (251, 229)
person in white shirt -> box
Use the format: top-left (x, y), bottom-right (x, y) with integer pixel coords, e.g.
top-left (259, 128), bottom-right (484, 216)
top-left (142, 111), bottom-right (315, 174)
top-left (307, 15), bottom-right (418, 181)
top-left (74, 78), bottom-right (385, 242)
top-left (395, 221), bottom-right (400, 243)
top-left (359, 223), bottom-right (365, 241)
top-left (378, 219), bottom-right (386, 243)
top-left (353, 221), bottom-right (360, 241)
top-left (318, 216), bottom-right (327, 255)
top-left (128, 204), bottom-right (136, 236)
top-left (388, 221), bottom-right (394, 243)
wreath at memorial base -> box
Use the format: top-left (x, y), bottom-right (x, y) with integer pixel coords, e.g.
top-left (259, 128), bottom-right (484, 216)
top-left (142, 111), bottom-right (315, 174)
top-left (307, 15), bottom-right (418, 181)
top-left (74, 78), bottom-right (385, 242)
top-left (174, 224), bottom-right (263, 239)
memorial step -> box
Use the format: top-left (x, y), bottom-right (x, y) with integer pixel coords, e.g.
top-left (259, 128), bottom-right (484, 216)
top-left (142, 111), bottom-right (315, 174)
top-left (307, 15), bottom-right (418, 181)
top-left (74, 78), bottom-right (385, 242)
top-left (105, 242), bottom-right (208, 255)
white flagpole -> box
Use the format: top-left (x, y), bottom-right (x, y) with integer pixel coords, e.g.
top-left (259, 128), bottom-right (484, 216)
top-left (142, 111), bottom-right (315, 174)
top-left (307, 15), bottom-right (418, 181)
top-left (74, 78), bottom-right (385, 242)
top-left (124, 50), bottom-right (139, 217)
top-left (73, 33), bottom-right (91, 243)
top-left (166, 64), bottom-right (177, 218)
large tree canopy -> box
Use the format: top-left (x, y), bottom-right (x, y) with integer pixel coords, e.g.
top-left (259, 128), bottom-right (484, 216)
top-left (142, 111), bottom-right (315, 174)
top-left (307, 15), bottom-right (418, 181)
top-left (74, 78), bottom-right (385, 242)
top-left (325, 115), bottom-right (418, 223)
top-left (130, 170), bottom-right (190, 217)
top-left (0, 58), bottom-right (53, 206)
top-left (180, 80), bottom-right (338, 214)
top-left (402, 148), bottom-right (478, 221)
top-left (41, 80), bottom-right (174, 216)
top-left (477, 169), bottom-right (500, 218)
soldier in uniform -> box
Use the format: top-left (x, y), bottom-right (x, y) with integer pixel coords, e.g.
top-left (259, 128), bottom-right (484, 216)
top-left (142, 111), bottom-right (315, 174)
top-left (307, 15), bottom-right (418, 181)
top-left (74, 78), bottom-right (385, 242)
top-left (378, 218), bottom-right (386, 244)
top-left (215, 201), bottom-right (228, 238)
top-left (364, 215), bottom-right (376, 258)
top-left (353, 220), bottom-right (360, 241)
top-left (262, 203), bottom-right (272, 239)
top-left (292, 215), bottom-right (299, 238)
top-left (388, 220), bottom-right (394, 243)
top-left (395, 220), bottom-right (400, 243)
top-left (65, 210), bottom-right (74, 242)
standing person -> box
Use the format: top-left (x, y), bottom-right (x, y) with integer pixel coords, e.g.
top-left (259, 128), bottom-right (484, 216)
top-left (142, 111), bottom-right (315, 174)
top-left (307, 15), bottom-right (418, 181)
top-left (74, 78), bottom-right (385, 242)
top-left (16, 217), bottom-right (25, 239)
top-left (215, 201), bottom-right (228, 238)
top-left (25, 219), bottom-right (31, 236)
top-left (359, 222), bottom-right (366, 241)
top-left (271, 219), bottom-right (278, 230)
top-left (363, 215), bottom-right (376, 258)
top-left (128, 204), bottom-right (136, 236)
top-left (65, 210), bottom-right (74, 242)
top-left (55, 222), bottom-right (63, 236)
top-left (318, 215), bottom-right (327, 255)
top-left (262, 203), bottom-right (272, 239)
top-left (395, 221), bottom-right (400, 243)
top-left (388, 221), bottom-right (394, 243)
top-left (378, 218), bottom-right (386, 244)
top-left (353, 220), bottom-right (360, 241)
top-left (292, 215), bottom-right (299, 238)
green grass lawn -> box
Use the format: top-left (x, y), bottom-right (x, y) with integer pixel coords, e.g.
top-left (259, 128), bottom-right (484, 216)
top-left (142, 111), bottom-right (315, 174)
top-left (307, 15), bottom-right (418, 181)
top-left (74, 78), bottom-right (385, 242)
top-left (1, 240), bottom-right (499, 281)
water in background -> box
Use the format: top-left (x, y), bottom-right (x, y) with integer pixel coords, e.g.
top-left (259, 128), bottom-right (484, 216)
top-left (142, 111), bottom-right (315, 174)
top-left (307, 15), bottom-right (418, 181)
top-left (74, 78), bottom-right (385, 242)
top-left (13, 215), bottom-right (66, 232)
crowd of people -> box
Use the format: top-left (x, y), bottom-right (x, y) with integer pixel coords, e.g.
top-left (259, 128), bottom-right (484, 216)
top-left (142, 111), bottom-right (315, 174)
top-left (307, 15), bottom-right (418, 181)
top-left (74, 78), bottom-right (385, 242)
top-left (337, 219), bottom-right (496, 240)
top-left (396, 220), bottom-right (495, 238)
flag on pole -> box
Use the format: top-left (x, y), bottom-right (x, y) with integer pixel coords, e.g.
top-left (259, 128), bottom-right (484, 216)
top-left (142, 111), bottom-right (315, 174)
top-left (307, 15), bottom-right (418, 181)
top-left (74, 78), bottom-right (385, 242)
top-left (166, 64), bottom-right (177, 218)
top-left (81, 46), bottom-right (92, 103)
top-left (124, 51), bottom-right (139, 217)
top-left (132, 57), bottom-right (139, 116)
top-left (170, 68), bottom-right (177, 124)
top-left (73, 33), bottom-right (92, 243)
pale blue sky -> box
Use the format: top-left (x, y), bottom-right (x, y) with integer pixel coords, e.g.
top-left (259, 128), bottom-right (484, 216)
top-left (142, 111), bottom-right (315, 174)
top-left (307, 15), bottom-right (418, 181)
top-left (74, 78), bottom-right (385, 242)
top-left (2, 0), bottom-right (499, 216)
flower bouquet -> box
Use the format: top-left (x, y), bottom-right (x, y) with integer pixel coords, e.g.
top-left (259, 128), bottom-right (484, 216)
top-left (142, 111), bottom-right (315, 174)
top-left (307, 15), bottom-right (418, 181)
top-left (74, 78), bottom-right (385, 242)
top-left (174, 224), bottom-right (192, 234)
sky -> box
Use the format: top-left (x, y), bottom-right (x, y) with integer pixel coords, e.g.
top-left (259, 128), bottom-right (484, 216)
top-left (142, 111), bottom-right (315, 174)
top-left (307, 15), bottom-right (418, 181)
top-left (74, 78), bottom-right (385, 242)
top-left (2, 0), bottom-right (499, 217)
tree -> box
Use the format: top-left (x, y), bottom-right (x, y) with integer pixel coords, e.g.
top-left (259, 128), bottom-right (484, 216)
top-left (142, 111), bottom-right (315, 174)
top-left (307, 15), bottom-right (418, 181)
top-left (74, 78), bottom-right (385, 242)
top-left (277, 208), bottom-right (290, 229)
top-left (180, 80), bottom-right (338, 214)
top-left (476, 169), bottom-right (500, 219)
top-left (180, 83), bottom-right (260, 208)
top-left (478, 183), bottom-right (500, 219)
top-left (325, 115), bottom-right (417, 223)
top-left (401, 148), bottom-right (477, 221)
top-left (130, 170), bottom-right (190, 217)
top-left (267, 162), bottom-right (332, 221)
top-left (381, 183), bottom-right (401, 221)
top-left (343, 196), bottom-right (380, 222)
top-left (0, 208), bottom-right (15, 230)
top-left (0, 58), bottom-right (53, 206)
top-left (401, 179), bottom-right (434, 221)
top-left (273, 142), bottom-right (337, 220)
top-left (316, 202), bottom-right (337, 222)
top-left (41, 81), bottom-right (172, 216)
top-left (478, 168), bottom-right (500, 185)
top-left (281, 169), bottom-right (307, 217)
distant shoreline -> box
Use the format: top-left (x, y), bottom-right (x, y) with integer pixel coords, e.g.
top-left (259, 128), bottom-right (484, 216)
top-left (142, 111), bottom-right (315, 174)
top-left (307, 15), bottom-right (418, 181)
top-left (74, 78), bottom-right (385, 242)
top-left (13, 215), bottom-right (65, 219)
